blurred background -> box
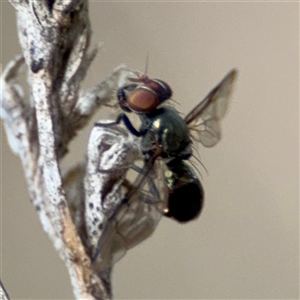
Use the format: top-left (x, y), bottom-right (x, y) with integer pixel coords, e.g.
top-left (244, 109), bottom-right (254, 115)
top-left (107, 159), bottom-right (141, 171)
top-left (1, 1), bottom-right (299, 299)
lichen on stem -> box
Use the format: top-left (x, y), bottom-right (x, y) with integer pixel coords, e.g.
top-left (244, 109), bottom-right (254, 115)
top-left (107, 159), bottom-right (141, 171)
top-left (1, 1), bottom-right (151, 299)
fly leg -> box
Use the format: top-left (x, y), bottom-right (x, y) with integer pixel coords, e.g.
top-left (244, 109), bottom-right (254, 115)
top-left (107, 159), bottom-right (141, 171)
top-left (130, 164), bottom-right (162, 205)
top-left (95, 113), bottom-right (142, 137)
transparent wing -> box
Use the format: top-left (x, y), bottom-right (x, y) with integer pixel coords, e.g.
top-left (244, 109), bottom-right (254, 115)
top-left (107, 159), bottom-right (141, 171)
top-left (96, 159), bottom-right (168, 271)
top-left (184, 69), bottom-right (238, 147)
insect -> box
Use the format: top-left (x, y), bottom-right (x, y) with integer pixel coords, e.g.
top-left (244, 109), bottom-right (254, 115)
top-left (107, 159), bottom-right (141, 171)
top-left (93, 69), bottom-right (237, 268)
top-left (96, 69), bottom-right (237, 221)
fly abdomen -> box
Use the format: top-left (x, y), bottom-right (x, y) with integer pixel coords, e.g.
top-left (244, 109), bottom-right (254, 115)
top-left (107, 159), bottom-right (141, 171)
top-left (164, 160), bottom-right (204, 222)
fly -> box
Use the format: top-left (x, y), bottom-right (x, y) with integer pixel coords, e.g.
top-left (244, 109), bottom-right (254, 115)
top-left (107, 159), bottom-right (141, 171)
top-left (96, 69), bottom-right (237, 220)
top-left (93, 69), bottom-right (237, 267)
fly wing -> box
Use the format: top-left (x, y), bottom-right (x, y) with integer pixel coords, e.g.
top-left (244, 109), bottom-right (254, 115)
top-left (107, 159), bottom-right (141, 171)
top-left (96, 159), bottom-right (168, 271)
top-left (184, 69), bottom-right (238, 147)
top-left (115, 158), bottom-right (168, 252)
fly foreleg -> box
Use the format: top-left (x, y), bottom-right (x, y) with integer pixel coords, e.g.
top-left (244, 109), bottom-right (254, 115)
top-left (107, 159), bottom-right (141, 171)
top-left (95, 113), bottom-right (142, 137)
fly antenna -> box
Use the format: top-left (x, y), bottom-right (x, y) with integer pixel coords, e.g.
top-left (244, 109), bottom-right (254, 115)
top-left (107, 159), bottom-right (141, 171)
top-left (144, 52), bottom-right (149, 75)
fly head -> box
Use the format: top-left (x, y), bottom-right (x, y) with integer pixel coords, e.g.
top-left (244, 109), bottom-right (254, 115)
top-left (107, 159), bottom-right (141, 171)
top-left (117, 74), bottom-right (173, 114)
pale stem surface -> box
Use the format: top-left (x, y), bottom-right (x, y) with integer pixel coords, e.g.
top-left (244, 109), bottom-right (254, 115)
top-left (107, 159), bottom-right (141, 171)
top-left (1, 1), bottom-right (145, 299)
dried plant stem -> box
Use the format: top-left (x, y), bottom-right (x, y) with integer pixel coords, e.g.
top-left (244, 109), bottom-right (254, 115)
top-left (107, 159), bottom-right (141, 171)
top-left (1, 1), bottom-right (140, 299)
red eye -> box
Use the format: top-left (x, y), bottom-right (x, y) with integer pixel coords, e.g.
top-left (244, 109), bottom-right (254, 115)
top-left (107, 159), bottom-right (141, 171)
top-left (126, 87), bottom-right (160, 113)
top-left (117, 84), bottom-right (137, 112)
top-left (129, 74), bottom-right (173, 104)
top-left (147, 79), bottom-right (172, 102)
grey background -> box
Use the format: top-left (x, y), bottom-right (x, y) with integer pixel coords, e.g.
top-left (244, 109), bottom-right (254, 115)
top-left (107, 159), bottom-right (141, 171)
top-left (1, 1), bottom-right (299, 299)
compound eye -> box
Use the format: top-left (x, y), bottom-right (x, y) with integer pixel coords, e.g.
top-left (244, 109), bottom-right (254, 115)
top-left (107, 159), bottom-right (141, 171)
top-left (117, 84), bottom-right (137, 112)
top-left (150, 79), bottom-right (173, 102)
top-left (126, 87), bottom-right (160, 113)
top-left (128, 75), bottom-right (173, 104)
